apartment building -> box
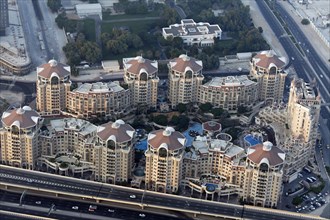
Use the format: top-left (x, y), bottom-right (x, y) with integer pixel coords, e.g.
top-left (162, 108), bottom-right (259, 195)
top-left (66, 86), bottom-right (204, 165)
top-left (256, 78), bottom-right (320, 182)
top-left (249, 51), bottom-right (287, 103)
top-left (0, 106), bottom-right (43, 170)
top-left (36, 59), bottom-right (71, 116)
top-left (38, 118), bottom-right (136, 183)
top-left (168, 54), bottom-right (204, 108)
top-left (123, 56), bottom-right (159, 109)
top-left (145, 127), bottom-right (186, 193)
top-left (284, 78), bottom-right (321, 178)
top-left (162, 19), bottom-right (222, 47)
top-left (95, 120), bottom-right (135, 183)
top-left (198, 75), bottom-right (258, 112)
top-left (66, 82), bottom-right (130, 118)
top-left (0, 0), bottom-right (8, 36)
top-left (184, 136), bottom-right (246, 186)
top-left (243, 141), bottom-right (285, 208)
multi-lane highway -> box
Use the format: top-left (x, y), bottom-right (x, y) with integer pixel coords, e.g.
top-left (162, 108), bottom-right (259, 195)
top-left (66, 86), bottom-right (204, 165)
top-left (0, 165), bottom-right (324, 220)
top-left (0, 190), bottom-right (182, 220)
top-left (256, 0), bottom-right (330, 120)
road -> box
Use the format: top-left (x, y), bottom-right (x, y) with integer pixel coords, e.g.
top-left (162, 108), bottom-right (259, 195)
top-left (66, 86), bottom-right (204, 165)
top-left (0, 190), bottom-right (182, 220)
top-left (0, 165), bottom-right (324, 220)
top-left (16, 0), bottom-right (47, 67)
top-left (256, 1), bottom-right (330, 122)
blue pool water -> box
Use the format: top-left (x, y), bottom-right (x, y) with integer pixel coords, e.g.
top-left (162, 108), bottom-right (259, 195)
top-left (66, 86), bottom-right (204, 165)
top-left (134, 123), bottom-right (203, 150)
top-left (183, 123), bottom-right (203, 147)
top-left (135, 139), bottom-right (147, 151)
top-left (244, 134), bottom-right (262, 147)
top-left (205, 183), bottom-right (218, 192)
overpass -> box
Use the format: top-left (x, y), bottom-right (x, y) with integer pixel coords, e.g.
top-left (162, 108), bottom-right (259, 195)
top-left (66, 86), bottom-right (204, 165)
top-left (0, 165), bottom-right (325, 220)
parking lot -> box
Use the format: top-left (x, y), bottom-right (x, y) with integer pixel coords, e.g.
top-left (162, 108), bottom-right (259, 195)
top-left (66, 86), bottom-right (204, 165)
top-left (280, 169), bottom-right (329, 216)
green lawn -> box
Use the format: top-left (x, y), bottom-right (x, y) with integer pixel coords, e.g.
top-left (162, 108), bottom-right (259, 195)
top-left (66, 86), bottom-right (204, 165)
top-left (83, 19), bottom-right (96, 42)
top-left (103, 11), bottom-right (160, 21)
top-left (101, 19), bottom-right (159, 34)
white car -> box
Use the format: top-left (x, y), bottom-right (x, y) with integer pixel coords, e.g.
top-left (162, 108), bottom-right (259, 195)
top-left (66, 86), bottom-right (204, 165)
top-left (108, 209), bottom-right (115, 213)
top-left (129, 195), bottom-right (136, 199)
top-left (72, 206), bottom-right (79, 210)
top-left (35, 201), bottom-right (41, 205)
top-left (139, 213), bottom-right (146, 218)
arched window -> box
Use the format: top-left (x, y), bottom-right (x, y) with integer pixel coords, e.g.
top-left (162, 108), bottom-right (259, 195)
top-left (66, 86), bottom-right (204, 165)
top-left (185, 70), bottom-right (193, 79)
top-left (51, 76), bottom-right (59, 85)
top-left (107, 140), bottom-right (116, 150)
top-left (11, 125), bottom-right (20, 134)
top-left (269, 66), bottom-right (277, 75)
top-left (140, 72), bottom-right (148, 81)
top-left (260, 163), bottom-right (269, 172)
top-left (158, 148), bottom-right (167, 157)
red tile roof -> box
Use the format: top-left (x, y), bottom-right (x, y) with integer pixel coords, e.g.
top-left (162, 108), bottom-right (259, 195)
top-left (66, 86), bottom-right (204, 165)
top-left (97, 120), bottom-right (135, 143)
top-left (148, 127), bottom-right (186, 151)
top-left (202, 121), bottom-right (222, 133)
top-left (2, 106), bottom-right (41, 129)
top-left (37, 60), bottom-right (71, 79)
top-left (247, 141), bottom-right (285, 167)
top-left (124, 56), bottom-right (157, 75)
top-left (253, 51), bottom-right (285, 69)
top-left (169, 54), bottom-right (202, 73)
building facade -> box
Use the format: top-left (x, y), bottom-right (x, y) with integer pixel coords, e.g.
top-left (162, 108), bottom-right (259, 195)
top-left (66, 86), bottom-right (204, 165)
top-left (198, 75), bottom-right (258, 112)
top-left (0, 0), bottom-right (8, 36)
top-left (123, 56), bottom-right (159, 109)
top-left (249, 51), bottom-right (287, 103)
top-left (0, 106), bottom-right (43, 170)
top-left (95, 120), bottom-right (135, 183)
top-left (162, 19), bottom-right (222, 47)
top-left (243, 141), bottom-right (285, 208)
top-left (66, 82), bottom-right (130, 118)
top-left (145, 127), bottom-right (186, 193)
top-left (168, 54), bottom-right (204, 108)
top-left (38, 118), bottom-right (136, 183)
top-left (36, 60), bottom-right (72, 116)
top-left (256, 78), bottom-right (321, 182)
top-left (283, 78), bottom-right (321, 178)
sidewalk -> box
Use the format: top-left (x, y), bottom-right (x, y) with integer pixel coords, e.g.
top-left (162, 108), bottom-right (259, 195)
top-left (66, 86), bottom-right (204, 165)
top-left (241, 0), bottom-right (288, 58)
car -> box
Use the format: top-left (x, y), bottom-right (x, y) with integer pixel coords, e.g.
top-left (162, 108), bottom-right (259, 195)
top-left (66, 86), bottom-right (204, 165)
top-left (89, 205), bottom-right (97, 212)
top-left (139, 213), bottom-right (146, 218)
top-left (130, 195), bottom-right (136, 199)
top-left (72, 206), bottom-right (79, 210)
top-left (291, 57), bottom-right (295, 61)
top-left (108, 209), bottom-right (115, 213)
top-left (27, 179), bottom-right (33, 183)
top-left (35, 201), bottom-right (41, 205)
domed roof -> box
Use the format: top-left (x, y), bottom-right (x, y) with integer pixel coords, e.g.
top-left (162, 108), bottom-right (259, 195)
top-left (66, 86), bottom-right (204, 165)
top-left (37, 59), bottom-right (71, 79)
top-left (202, 121), bottom-right (222, 133)
top-left (123, 56), bottom-right (158, 75)
top-left (247, 141), bottom-right (285, 167)
top-left (169, 54), bottom-right (203, 73)
top-left (253, 51), bottom-right (286, 70)
top-left (148, 127), bottom-right (186, 151)
top-left (1, 106), bottom-right (41, 129)
top-left (97, 120), bottom-right (135, 143)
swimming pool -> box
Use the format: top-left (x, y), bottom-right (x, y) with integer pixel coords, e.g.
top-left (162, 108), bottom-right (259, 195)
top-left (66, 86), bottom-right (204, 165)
top-left (244, 134), bottom-right (262, 147)
top-left (135, 139), bottom-right (147, 151)
top-left (183, 123), bottom-right (203, 147)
